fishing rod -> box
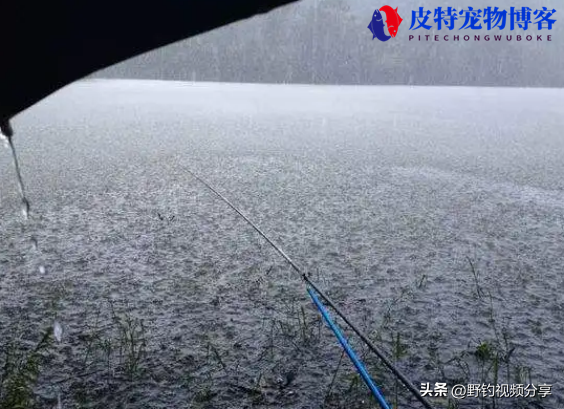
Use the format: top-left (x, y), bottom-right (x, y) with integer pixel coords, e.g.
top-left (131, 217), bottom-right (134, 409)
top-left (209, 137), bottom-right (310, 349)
top-left (308, 287), bottom-right (391, 409)
top-left (185, 168), bottom-right (435, 409)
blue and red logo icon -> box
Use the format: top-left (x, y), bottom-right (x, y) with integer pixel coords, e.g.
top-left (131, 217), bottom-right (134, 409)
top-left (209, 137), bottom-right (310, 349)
top-left (368, 6), bottom-right (404, 41)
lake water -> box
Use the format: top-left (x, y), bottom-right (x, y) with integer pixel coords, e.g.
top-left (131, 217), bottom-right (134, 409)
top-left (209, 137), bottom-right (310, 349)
top-left (1, 80), bottom-right (563, 408)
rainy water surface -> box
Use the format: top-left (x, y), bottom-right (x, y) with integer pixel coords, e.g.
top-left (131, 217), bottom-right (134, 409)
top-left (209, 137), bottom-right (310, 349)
top-left (1, 80), bottom-right (563, 408)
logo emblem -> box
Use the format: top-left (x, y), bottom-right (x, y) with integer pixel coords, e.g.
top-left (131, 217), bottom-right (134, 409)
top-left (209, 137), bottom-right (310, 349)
top-left (368, 6), bottom-right (403, 41)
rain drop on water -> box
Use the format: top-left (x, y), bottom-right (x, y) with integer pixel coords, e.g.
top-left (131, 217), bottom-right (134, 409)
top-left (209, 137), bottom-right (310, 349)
top-left (53, 321), bottom-right (63, 343)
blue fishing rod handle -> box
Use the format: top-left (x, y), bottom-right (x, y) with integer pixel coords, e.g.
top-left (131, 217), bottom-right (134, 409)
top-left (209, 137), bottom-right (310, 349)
top-left (307, 287), bottom-right (392, 409)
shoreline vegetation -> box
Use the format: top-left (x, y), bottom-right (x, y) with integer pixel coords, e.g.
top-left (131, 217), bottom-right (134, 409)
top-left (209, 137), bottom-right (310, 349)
top-left (95, 0), bottom-right (563, 88)
top-left (0, 256), bottom-right (552, 408)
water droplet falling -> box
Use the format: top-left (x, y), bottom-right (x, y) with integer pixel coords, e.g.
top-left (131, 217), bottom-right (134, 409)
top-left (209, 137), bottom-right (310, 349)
top-left (1, 127), bottom-right (31, 221)
top-left (21, 197), bottom-right (30, 220)
top-left (53, 321), bottom-right (63, 342)
top-left (39, 265), bottom-right (46, 274)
